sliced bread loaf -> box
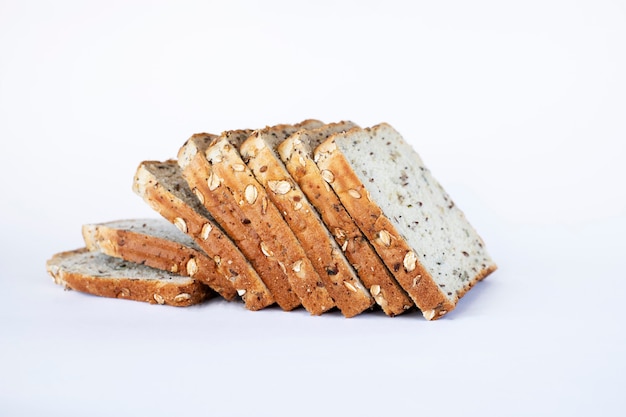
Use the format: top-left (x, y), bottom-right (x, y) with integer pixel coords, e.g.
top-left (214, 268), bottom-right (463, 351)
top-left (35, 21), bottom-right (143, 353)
top-left (277, 122), bottom-right (414, 316)
top-left (46, 248), bottom-right (210, 306)
top-left (178, 126), bottom-right (336, 315)
top-left (314, 123), bottom-right (497, 320)
top-left (132, 160), bottom-right (274, 311)
top-left (240, 123), bottom-right (374, 317)
top-left (82, 218), bottom-right (238, 302)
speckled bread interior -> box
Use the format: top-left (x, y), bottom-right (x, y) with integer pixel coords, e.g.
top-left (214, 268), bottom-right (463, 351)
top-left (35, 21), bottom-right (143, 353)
top-left (132, 160), bottom-right (274, 311)
top-left (277, 122), bottom-right (414, 317)
top-left (48, 120), bottom-right (496, 319)
top-left (82, 218), bottom-right (239, 301)
top-left (46, 248), bottom-right (211, 306)
top-left (314, 123), bottom-right (497, 320)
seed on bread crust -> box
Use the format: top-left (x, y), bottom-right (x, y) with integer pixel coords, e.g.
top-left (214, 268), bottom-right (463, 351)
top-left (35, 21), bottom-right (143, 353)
top-left (232, 163), bottom-right (245, 172)
top-left (321, 169), bottom-right (335, 183)
top-left (174, 217), bottom-right (187, 234)
top-left (403, 251), bottom-right (418, 272)
top-left (237, 288), bottom-right (246, 296)
top-left (200, 223), bottom-right (212, 240)
top-left (268, 180), bottom-right (291, 195)
top-left (186, 258), bottom-right (198, 276)
top-left (207, 171), bottom-right (221, 191)
top-left (153, 294), bottom-right (165, 305)
top-left (260, 242), bottom-right (273, 257)
top-left (192, 187), bottom-right (205, 204)
top-left (244, 184), bottom-right (258, 204)
top-left (423, 309), bottom-right (436, 320)
top-left (377, 230), bottom-right (392, 247)
top-left (344, 281), bottom-right (357, 292)
top-left (370, 284), bottom-right (381, 296)
top-left (174, 293), bottom-right (191, 303)
top-left (347, 189), bottom-right (362, 199)
top-left (292, 259), bottom-right (303, 273)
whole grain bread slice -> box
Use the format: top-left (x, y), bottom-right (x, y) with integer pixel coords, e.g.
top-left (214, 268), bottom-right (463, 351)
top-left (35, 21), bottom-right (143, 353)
top-left (277, 122), bottom-right (413, 316)
top-left (46, 248), bottom-right (210, 306)
top-left (132, 160), bottom-right (274, 311)
top-left (240, 123), bottom-right (374, 317)
top-left (82, 218), bottom-right (238, 302)
top-left (177, 124), bottom-right (336, 315)
top-left (314, 123), bottom-right (497, 320)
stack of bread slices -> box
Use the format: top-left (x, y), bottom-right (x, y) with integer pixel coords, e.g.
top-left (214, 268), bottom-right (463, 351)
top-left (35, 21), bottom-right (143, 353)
top-left (46, 120), bottom-right (497, 320)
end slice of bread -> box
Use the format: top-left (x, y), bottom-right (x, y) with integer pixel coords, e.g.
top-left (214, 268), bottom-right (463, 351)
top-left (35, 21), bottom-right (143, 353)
top-left (314, 123), bottom-right (497, 320)
top-left (132, 160), bottom-right (274, 311)
top-left (82, 218), bottom-right (239, 301)
top-left (46, 248), bottom-right (210, 306)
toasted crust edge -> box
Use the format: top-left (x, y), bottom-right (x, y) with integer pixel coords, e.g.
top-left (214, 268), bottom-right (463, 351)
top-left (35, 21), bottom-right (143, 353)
top-left (314, 130), bottom-right (496, 320)
top-left (46, 248), bottom-right (210, 307)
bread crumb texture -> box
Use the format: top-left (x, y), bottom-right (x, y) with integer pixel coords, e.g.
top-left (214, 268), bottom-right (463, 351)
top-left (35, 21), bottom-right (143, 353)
top-left (47, 121), bottom-right (496, 320)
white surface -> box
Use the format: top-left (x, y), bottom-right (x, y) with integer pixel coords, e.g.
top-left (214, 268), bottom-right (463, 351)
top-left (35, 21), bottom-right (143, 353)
top-left (1, 1), bottom-right (625, 416)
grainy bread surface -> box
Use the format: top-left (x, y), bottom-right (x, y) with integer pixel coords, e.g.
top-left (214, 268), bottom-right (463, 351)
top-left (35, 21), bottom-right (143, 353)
top-left (82, 218), bottom-right (238, 301)
top-left (46, 248), bottom-right (210, 306)
top-left (178, 132), bottom-right (310, 312)
top-left (314, 124), bottom-right (497, 319)
top-left (278, 122), bottom-right (414, 316)
top-left (241, 122), bottom-right (374, 317)
top-left (132, 160), bottom-right (274, 311)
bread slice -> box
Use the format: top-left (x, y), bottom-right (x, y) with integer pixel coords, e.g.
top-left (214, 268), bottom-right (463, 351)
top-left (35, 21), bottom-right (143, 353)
top-left (46, 248), bottom-right (210, 306)
top-left (132, 160), bottom-right (274, 311)
top-left (277, 122), bottom-right (413, 316)
top-left (240, 123), bottom-right (374, 317)
top-left (177, 125), bottom-right (337, 315)
top-left (82, 218), bottom-right (238, 302)
top-left (314, 123), bottom-right (497, 320)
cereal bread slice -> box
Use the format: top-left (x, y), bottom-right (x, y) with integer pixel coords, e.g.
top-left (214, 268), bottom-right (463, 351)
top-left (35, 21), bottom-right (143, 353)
top-left (240, 123), bottom-right (374, 317)
top-left (314, 123), bottom-right (497, 320)
top-left (177, 126), bottom-right (336, 315)
top-left (82, 218), bottom-right (238, 302)
top-left (132, 160), bottom-right (274, 311)
top-left (46, 248), bottom-right (210, 306)
top-left (277, 122), bottom-right (413, 316)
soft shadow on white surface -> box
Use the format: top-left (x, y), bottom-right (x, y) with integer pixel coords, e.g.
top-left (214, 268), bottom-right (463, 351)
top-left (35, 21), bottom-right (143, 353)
top-left (1, 1), bottom-right (625, 416)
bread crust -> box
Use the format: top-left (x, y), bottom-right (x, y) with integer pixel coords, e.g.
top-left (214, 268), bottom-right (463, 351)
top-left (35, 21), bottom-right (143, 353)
top-left (241, 124), bottom-right (373, 317)
top-left (314, 126), bottom-right (496, 319)
top-left (82, 219), bottom-right (238, 301)
top-left (46, 248), bottom-right (210, 306)
top-left (132, 160), bottom-right (274, 311)
top-left (178, 133), bottom-right (311, 312)
top-left (278, 123), bottom-right (414, 316)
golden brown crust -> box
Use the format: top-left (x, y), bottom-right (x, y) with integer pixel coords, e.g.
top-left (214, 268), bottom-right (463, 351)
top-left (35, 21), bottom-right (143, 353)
top-left (133, 161), bottom-right (274, 311)
top-left (82, 222), bottom-right (238, 301)
top-left (279, 127), bottom-right (414, 317)
top-left (178, 135), bottom-right (305, 312)
top-left (314, 137), bottom-right (457, 320)
top-left (241, 127), bottom-right (373, 317)
top-left (46, 248), bottom-right (211, 307)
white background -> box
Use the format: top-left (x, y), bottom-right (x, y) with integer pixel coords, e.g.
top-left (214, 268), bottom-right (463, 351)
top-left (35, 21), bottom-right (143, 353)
top-left (1, 1), bottom-right (625, 416)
